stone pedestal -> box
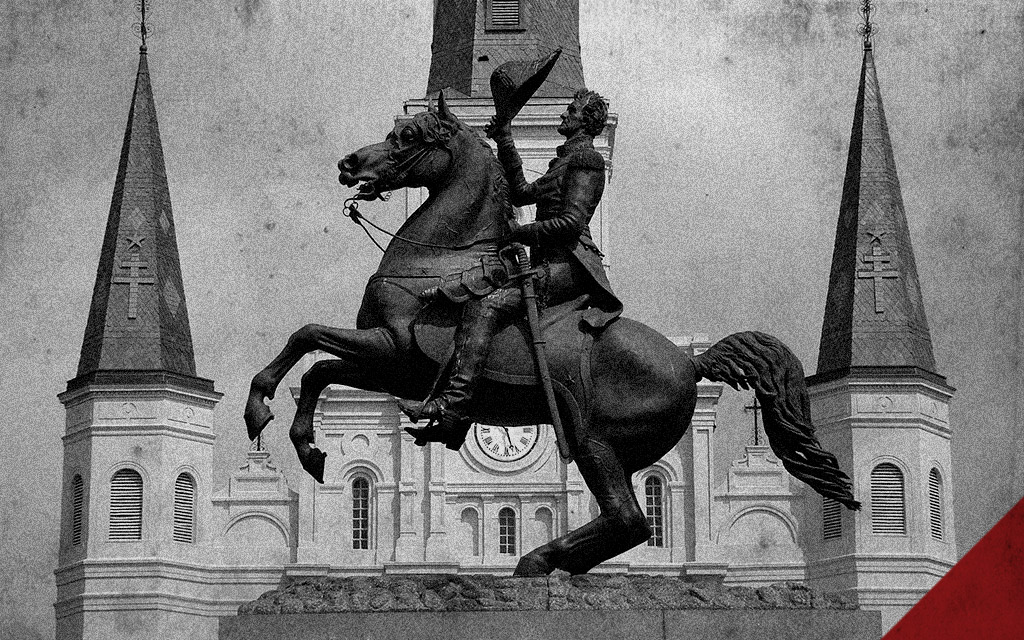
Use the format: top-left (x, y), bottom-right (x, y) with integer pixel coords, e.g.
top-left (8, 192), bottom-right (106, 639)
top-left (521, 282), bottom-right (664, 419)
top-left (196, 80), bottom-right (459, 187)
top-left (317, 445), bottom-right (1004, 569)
top-left (220, 574), bottom-right (881, 640)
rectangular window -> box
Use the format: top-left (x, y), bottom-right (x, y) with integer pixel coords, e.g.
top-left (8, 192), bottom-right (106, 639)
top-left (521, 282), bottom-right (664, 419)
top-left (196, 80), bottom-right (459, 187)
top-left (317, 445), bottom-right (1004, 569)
top-left (352, 478), bottom-right (370, 549)
top-left (645, 477), bottom-right (664, 547)
top-left (498, 508), bottom-right (516, 554)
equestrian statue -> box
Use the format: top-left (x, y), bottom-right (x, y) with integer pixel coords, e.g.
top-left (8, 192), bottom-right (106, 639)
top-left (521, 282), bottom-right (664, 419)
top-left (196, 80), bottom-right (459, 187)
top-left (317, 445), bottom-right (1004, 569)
top-left (244, 51), bottom-right (860, 577)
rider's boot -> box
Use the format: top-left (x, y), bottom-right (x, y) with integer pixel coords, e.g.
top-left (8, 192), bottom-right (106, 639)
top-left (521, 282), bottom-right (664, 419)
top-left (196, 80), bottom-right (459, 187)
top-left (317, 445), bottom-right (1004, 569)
top-left (400, 298), bottom-right (503, 449)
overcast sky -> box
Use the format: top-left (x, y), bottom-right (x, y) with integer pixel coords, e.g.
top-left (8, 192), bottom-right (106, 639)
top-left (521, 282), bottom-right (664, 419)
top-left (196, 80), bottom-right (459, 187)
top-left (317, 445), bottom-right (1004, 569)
top-left (2, 1), bottom-right (1022, 637)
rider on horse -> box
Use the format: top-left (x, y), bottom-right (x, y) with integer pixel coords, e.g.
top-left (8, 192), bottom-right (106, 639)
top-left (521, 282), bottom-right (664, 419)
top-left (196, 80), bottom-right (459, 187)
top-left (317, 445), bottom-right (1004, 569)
top-left (398, 87), bottom-right (623, 447)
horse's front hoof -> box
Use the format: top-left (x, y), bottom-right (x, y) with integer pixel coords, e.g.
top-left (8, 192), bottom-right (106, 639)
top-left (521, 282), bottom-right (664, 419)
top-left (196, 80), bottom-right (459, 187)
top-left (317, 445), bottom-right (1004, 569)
top-left (513, 553), bottom-right (552, 577)
top-left (297, 445), bottom-right (327, 484)
top-left (244, 393), bottom-right (274, 441)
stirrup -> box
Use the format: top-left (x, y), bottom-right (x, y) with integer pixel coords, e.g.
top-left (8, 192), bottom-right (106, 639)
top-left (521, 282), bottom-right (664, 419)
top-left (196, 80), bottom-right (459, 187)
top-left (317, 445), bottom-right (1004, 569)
top-left (397, 398), bottom-right (428, 423)
top-left (404, 415), bottom-right (471, 451)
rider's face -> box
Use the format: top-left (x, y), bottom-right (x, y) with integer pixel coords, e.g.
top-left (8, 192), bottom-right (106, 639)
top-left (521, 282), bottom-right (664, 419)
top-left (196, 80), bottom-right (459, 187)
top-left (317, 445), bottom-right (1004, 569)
top-left (557, 98), bottom-right (587, 137)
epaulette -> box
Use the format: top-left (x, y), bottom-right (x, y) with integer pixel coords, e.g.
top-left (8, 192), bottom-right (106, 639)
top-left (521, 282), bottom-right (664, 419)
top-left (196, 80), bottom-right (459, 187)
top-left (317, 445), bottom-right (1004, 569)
top-left (568, 148), bottom-right (605, 171)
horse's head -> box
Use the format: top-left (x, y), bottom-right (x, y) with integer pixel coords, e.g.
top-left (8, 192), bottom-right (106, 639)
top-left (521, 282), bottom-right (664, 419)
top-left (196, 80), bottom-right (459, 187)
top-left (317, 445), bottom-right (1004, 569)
top-left (338, 92), bottom-right (469, 200)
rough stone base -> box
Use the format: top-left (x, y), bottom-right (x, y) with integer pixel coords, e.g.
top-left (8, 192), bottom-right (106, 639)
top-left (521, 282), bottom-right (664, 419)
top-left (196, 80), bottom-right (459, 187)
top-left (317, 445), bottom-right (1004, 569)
top-left (222, 574), bottom-right (881, 640)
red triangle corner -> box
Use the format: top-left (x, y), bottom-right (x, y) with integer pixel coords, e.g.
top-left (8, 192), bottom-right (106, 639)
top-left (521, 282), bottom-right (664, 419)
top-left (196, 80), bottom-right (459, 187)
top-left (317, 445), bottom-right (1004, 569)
top-left (883, 496), bottom-right (1024, 639)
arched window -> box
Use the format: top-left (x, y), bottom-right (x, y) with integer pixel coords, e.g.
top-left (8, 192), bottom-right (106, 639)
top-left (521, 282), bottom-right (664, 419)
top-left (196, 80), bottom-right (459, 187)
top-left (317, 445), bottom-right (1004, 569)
top-left (822, 497), bottom-right (842, 540)
top-left (173, 473), bottom-right (196, 543)
top-left (70, 474), bottom-right (84, 546)
top-left (488, 0), bottom-right (521, 30)
top-left (644, 476), bottom-right (665, 547)
top-left (533, 507), bottom-right (553, 545)
top-left (352, 477), bottom-right (371, 550)
top-left (109, 468), bottom-right (143, 541)
top-left (928, 468), bottom-right (944, 540)
top-left (870, 463), bottom-right (906, 535)
top-left (461, 508), bottom-right (480, 556)
top-left (498, 507), bottom-right (516, 555)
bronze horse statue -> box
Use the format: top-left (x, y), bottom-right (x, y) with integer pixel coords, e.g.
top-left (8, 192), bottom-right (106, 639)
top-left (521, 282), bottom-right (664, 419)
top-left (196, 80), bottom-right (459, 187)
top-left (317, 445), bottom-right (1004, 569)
top-left (244, 93), bottom-right (860, 576)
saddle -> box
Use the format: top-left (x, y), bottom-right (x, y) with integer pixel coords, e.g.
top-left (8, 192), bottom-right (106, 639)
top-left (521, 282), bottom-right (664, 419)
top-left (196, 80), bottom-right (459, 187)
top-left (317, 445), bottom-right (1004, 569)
top-left (411, 294), bottom-right (592, 386)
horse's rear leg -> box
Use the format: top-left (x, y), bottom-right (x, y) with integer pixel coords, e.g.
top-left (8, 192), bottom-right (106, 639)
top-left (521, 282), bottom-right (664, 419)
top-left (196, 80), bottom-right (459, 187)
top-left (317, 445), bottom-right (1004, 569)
top-left (288, 359), bottom-right (365, 483)
top-left (514, 438), bottom-right (651, 576)
top-left (245, 324), bottom-right (394, 440)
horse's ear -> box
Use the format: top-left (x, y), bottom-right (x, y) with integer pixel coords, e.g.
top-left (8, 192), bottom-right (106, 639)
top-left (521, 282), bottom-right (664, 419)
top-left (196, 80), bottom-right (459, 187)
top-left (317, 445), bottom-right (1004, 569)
top-left (427, 95), bottom-right (436, 113)
top-left (437, 90), bottom-right (455, 122)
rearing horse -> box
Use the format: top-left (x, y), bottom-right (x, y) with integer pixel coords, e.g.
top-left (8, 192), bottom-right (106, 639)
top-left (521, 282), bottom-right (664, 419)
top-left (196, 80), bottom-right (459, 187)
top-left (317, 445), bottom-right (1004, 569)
top-left (244, 93), bottom-right (860, 576)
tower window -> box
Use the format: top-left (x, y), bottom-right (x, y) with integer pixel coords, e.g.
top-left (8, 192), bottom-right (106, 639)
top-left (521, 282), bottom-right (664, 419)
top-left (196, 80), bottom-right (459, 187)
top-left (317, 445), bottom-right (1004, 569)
top-left (71, 474), bottom-right (84, 546)
top-left (109, 468), bottom-right (143, 541)
top-left (928, 468), bottom-right (944, 540)
top-left (487, 0), bottom-right (522, 30)
top-left (352, 477), bottom-right (370, 550)
top-left (870, 463), bottom-right (906, 535)
top-left (173, 473), bottom-right (196, 543)
top-left (498, 507), bottom-right (516, 554)
top-left (644, 476), bottom-right (665, 547)
top-left (822, 497), bottom-right (842, 540)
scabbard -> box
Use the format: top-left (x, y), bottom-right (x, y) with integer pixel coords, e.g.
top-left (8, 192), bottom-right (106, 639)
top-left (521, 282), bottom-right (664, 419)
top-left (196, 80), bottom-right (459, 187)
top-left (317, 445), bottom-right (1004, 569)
top-left (513, 245), bottom-right (573, 462)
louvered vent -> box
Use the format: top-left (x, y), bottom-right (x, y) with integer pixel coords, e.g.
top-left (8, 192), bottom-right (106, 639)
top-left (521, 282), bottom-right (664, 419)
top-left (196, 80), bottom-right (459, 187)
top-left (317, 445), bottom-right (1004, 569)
top-left (928, 468), bottom-right (943, 540)
top-left (870, 463), bottom-right (906, 535)
top-left (71, 474), bottom-right (84, 546)
top-left (822, 497), bottom-right (842, 540)
top-left (173, 473), bottom-right (196, 543)
top-left (490, 0), bottom-right (521, 28)
top-left (645, 476), bottom-right (664, 547)
top-left (352, 477), bottom-right (370, 550)
top-left (109, 469), bottom-right (143, 541)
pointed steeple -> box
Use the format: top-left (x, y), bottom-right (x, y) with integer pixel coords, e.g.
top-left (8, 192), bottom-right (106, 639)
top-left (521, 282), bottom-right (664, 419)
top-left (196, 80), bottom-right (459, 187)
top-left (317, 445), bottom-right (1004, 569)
top-left (814, 22), bottom-right (941, 382)
top-left (426, 0), bottom-right (584, 98)
top-left (69, 45), bottom-right (211, 392)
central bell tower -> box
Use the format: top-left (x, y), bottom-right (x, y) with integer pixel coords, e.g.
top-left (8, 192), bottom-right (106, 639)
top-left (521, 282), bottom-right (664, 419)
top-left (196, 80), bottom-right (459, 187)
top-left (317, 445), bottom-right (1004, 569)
top-left (403, 0), bottom-right (616, 264)
top-left (426, 0), bottom-right (584, 99)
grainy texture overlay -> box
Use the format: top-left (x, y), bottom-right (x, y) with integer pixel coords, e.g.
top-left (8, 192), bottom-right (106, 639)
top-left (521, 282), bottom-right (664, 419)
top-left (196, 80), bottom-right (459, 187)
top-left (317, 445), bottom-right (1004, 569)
top-left (1, 1), bottom-right (1021, 638)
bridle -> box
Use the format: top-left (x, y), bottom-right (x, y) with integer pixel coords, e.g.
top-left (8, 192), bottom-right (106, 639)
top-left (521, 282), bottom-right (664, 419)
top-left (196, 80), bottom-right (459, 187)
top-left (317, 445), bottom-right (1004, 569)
top-left (341, 124), bottom-right (508, 252)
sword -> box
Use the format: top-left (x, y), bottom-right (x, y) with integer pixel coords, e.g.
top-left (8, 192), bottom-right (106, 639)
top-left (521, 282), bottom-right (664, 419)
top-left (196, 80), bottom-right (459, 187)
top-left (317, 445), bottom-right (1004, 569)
top-left (509, 244), bottom-right (573, 462)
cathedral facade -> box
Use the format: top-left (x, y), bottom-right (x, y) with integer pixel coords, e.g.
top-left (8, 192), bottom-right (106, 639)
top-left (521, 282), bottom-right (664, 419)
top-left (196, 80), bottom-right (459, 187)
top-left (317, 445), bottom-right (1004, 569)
top-left (54, 3), bottom-right (956, 639)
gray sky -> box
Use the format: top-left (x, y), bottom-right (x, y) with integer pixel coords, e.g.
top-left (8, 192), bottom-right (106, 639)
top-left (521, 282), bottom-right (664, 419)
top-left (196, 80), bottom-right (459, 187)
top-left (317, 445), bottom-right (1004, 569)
top-left (2, 1), bottom-right (1022, 637)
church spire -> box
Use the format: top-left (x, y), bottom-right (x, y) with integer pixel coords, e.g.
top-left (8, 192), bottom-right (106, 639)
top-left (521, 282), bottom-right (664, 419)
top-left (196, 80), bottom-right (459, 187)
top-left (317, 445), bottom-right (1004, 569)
top-left (814, 6), bottom-right (940, 381)
top-left (426, 0), bottom-right (584, 98)
top-left (70, 34), bottom-right (210, 392)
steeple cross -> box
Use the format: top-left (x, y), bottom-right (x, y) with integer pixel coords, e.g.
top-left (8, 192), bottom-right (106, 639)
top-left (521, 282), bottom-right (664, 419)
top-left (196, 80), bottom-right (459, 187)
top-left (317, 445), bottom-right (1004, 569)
top-left (112, 253), bottom-right (156, 319)
top-left (857, 243), bottom-right (899, 313)
top-left (744, 396), bottom-right (763, 446)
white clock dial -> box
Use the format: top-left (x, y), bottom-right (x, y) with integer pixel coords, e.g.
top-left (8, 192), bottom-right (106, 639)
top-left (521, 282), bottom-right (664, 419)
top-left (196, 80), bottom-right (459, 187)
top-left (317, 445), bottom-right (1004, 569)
top-left (473, 424), bottom-right (539, 462)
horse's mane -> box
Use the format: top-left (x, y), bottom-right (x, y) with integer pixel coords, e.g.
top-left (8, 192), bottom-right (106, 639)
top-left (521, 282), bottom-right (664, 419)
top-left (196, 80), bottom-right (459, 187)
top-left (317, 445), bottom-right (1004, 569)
top-left (457, 120), bottom-right (512, 221)
top-left (427, 112), bottom-right (512, 221)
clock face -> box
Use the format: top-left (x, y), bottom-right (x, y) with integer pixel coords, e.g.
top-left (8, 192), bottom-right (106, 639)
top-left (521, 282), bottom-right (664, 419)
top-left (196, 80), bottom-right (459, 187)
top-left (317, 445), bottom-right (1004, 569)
top-left (473, 424), bottom-right (539, 462)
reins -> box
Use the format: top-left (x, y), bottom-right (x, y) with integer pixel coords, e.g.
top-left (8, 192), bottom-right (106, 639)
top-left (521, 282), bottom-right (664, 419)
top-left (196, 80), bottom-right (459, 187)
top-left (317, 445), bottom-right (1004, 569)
top-left (342, 196), bottom-right (506, 252)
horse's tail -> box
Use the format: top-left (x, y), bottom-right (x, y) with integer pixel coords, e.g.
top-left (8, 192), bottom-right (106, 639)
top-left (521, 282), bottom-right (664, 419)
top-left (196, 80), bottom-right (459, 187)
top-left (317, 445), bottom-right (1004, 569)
top-left (693, 331), bottom-right (861, 510)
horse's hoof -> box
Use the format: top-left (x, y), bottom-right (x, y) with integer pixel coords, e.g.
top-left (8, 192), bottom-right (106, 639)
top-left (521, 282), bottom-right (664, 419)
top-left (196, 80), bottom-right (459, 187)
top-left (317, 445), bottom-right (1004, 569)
top-left (244, 394), bottom-right (274, 441)
top-left (298, 446), bottom-right (327, 484)
top-left (513, 553), bottom-right (551, 577)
